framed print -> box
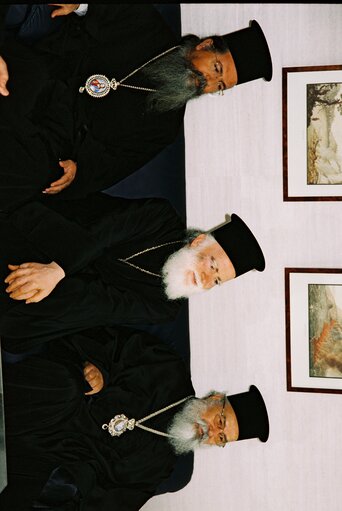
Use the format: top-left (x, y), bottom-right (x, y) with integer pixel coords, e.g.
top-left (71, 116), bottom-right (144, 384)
top-left (285, 268), bottom-right (342, 393)
top-left (283, 65), bottom-right (342, 201)
top-left (0, 344), bottom-right (7, 492)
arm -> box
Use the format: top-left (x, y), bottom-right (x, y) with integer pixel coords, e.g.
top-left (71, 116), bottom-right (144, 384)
top-left (1, 274), bottom-right (180, 349)
top-left (5, 195), bottom-right (180, 303)
top-left (7, 195), bottom-right (177, 275)
top-left (67, 110), bottom-right (183, 196)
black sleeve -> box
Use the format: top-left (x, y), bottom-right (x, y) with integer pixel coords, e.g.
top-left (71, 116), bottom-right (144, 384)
top-left (7, 195), bottom-right (179, 274)
top-left (72, 112), bottom-right (182, 195)
top-left (81, 4), bottom-right (169, 45)
top-left (0, 5), bottom-right (9, 48)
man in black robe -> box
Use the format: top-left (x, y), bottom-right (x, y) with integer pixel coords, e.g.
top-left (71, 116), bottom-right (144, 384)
top-left (0, 192), bottom-right (265, 352)
top-left (0, 325), bottom-right (269, 510)
top-left (0, 4), bottom-right (272, 212)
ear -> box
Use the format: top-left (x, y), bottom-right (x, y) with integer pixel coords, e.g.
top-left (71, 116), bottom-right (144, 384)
top-left (189, 233), bottom-right (207, 248)
top-left (195, 38), bottom-right (214, 51)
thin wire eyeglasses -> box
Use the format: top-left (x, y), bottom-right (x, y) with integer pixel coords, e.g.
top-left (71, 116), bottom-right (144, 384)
top-left (216, 396), bottom-right (228, 447)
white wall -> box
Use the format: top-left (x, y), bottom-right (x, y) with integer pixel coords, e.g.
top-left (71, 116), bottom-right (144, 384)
top-left (143, 4), bottom-right (342, 511)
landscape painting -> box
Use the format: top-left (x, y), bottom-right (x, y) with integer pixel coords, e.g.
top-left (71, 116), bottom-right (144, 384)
top-left (0, 350), bottom-right (6, 493)
top-left (309, 284), bottom-right (342, 378)
top-left (283, 65), bottom-right (342, 201)
top-left (285, 268), bottom-right (342, 393)
top-left (307, 83), bottom-right (342, 185)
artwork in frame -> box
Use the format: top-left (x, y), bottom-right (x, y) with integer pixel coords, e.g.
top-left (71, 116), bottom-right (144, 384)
top-left (285, 268), bottom-right (342, 393)
top-left (283, 65), bottom-right (342, 201)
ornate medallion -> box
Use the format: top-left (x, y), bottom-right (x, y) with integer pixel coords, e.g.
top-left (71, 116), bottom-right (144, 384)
top-left (79, 74), bottom-right (115, 98)
top-left (102, 414), bottom-right (136, 437)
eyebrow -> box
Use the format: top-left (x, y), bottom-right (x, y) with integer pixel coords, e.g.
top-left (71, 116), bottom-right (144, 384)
top-left (215, 57), bottom-right (227, 90)
top-left (211, 256), bottom-right (222, 284)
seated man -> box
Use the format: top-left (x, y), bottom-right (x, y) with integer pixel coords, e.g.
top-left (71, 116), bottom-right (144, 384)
top-left (0, 325), bottom-right (269, 510)
top-left (0, 4), bottom-right (272, 211)
top-left (0, 193), bottom-right (265, 352)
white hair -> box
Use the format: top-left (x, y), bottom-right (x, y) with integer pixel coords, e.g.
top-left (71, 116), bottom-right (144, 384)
top-left (162, 233), bottom-right (216, 300)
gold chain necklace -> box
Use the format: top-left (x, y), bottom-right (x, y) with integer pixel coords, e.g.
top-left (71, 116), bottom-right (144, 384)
top-left (118, 240), bottom-right (182, 278)
top-left (79, 45), bottom-right (180, 98)
top-left (102, 395), bottom-right (193, 438)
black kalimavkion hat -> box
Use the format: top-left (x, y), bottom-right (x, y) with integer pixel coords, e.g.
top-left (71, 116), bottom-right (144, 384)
top-left (211, 214), bottom-right (265, 277)
top-left (222, 20), bottom-right (273, 85)
top-left (228, 385), bottom-right (269, 442)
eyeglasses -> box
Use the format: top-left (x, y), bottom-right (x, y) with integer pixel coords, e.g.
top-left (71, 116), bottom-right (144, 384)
top-left (214, 396), bottom-right (228, 447)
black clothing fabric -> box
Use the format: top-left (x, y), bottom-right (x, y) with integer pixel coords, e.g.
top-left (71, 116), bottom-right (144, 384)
top-left (0, 193), bottom-right (186, 352)
top-left (0, 326), bottom-right (195, 510)
top-left (0, 4), bottom-right (185, 212)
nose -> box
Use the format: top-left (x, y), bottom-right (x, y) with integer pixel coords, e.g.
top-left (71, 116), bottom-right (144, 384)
top-left (207, 424), bottom-right (214, 438)
top-left (200, 271), bottom-right (214, 290)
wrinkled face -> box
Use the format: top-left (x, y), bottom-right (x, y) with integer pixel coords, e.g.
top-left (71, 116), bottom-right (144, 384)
top-left (198, 395), bottom-right (239, 447)
top-left (167, 394), bottom-right (239, 454)
top-left (162, 233), bottom-right (236, 300)
top-left (190, 38), bottom-right (238, 94)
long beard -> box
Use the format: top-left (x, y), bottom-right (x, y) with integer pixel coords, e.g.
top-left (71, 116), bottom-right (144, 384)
top-left (167, 398), bottom-right (209, 455)
top-left (162, 235), bottom-right (216, 299)
top-left (141, 47), bottom-right (202, 113)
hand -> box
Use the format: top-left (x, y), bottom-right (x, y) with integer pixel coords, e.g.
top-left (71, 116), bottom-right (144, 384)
top-left (49, 4), bottom-right (80, 18)
top-left (0, 56), bottom-right (9, 96)
top-left (83, 362), bottom-right (104, 395)
top-left (43, 159), bottom-right (77, 194)
top-left (4, 261), bottom-right (65, 303)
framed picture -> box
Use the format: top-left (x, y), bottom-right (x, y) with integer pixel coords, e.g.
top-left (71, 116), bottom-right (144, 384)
top-left (285, 268), bottom-right (342, 393)
top-left (283, 65), bottom-right (342, 201)
top-left (0, 342), bottom-right (7, 492)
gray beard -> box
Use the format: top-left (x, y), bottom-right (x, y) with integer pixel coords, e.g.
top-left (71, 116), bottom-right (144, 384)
top-left (141, 47), bottom-right (202, 113)
top-left (167, 398), bottom-right (209, 455)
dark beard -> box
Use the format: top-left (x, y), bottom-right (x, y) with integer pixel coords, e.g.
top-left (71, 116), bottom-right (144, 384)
top-left (141, 46), bottom-right (206, 113)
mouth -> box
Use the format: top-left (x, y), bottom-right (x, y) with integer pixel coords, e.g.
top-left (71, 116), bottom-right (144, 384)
top-left (192, 271), bottom-right (197, 286)
top-left (194, 423), bottom-right (204, 439)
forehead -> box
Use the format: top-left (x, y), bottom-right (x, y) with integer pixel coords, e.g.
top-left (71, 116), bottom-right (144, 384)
top-left (197, 239), bottom-right (236, 281)
top-left (190, 48), bottom-right (237, 90)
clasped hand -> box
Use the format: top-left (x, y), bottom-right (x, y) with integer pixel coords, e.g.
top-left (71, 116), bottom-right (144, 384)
top-left (4, 261), bottom-right (65, 303)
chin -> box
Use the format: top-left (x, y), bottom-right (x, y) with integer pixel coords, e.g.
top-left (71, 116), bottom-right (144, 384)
top-left (164, 281), bottom-right (205, 300)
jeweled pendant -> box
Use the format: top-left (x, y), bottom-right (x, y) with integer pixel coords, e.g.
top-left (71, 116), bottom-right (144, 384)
top-left (79, 74), bottom-right (112, 98)
top-left (102, 414), bottom-right (136, 437)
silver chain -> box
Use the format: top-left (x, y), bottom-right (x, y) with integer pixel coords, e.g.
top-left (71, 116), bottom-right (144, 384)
top-left (118, 240), bottom-right (182, 278)
top-left (80, 45), bottom-right (180, 95)
top-left (116, 45), bottom-right (180, 92)
top-left (135, 395), bottom-right (193, 438)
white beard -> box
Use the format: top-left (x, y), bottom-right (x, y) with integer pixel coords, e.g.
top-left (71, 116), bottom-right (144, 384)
top-left (161, 234), bottom-right (216, 300)
top-left (167, 398), bottom-right (209, 455)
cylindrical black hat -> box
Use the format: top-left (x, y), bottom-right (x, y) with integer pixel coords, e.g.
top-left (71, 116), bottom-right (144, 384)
top-left (211, 214), bottom-right (265, 277)
top-left (228, 385), bottom-right (269, 442)
top-left (222, 20), bottom-right (272, 85)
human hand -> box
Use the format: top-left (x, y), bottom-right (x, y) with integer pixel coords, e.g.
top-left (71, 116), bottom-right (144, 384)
top-left (83, 362), bottom-right (104, 395)
top-left (43, 159), bottom-right (77, 194)
top-left (0, 56), bottom-right (9, 96)
top-left (49, 4), bottom-right (80, 18)
top-left (4, 261), bottom-right (65, 303)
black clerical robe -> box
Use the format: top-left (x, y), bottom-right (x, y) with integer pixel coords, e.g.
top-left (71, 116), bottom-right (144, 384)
top-left (0, 193), bottom-right (186, 352)
top-left (0, 4), bottom-right (185, 211)
top-left (0, 326), bottom-right (195, 510)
